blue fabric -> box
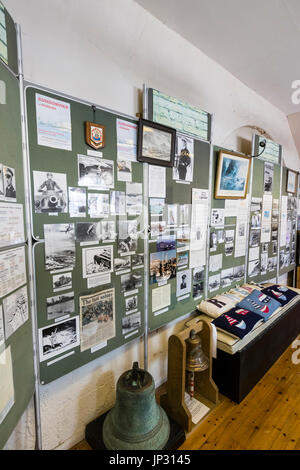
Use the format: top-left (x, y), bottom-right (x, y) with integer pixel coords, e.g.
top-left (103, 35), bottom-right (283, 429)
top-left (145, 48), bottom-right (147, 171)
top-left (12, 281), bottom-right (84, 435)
top-left (237, 290), bottom-right (281, 322)
top-left (261, 285), bottom-right (298, 306)
top-left (212, 308), bottom-right (262, 339)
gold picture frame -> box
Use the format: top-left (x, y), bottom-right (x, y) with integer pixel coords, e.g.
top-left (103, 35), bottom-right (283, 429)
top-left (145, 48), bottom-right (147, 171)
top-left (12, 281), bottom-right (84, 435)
top-left (215, 150), bottom-right (251, 199)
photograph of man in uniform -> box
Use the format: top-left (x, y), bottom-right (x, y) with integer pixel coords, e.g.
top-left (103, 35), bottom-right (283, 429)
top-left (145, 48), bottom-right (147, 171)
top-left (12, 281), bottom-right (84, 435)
top-left (3, 166), bottom-right (16, 200)
top-left (173, 134), bottom-right (194, 182)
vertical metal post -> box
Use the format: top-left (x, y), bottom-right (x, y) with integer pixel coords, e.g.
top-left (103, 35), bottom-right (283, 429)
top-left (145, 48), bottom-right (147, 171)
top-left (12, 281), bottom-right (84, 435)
top-left (278, 162), bottom-right (283, 284)
top-left (142, 84), bottom-right (149, 370)
top-left (16, 23), bottom-right (42, 450)
top-left (205, 119), bottom-right (214, 299)
top-left (245, 134), bottom-right (255, 284)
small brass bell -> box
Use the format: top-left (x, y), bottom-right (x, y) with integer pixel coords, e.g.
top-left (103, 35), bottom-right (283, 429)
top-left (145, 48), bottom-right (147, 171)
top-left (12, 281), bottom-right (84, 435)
top-left (103, 362), bottom-right (170, 450)
top-left (186, 329), bottom-right (209, 399)
top-left (186, 329), bottom-right (209, 372)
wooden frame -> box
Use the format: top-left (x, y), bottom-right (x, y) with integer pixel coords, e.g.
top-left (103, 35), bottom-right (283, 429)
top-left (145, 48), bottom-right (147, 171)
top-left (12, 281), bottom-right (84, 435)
top-left (215, 150), bottom-right (251, 199)
top-left (286, 169), bottom-right (298, 194)
top-left (137, 118), bottom-right (176, 167)
top-left (85, 121), bottom-right (106, 150)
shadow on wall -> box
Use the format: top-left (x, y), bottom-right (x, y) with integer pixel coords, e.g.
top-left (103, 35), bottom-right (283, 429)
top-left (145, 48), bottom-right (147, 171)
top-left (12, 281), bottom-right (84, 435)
top-left (222, 125), bottom-right (273, 156)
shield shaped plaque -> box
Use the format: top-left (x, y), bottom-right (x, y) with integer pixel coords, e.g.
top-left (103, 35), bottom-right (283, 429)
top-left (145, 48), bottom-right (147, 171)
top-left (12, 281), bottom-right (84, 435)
top-left (85, 121), bottom-right (106, 150)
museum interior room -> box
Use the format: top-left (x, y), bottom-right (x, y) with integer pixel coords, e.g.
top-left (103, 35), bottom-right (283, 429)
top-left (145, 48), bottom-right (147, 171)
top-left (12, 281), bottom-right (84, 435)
top-left (1, 0), bottom-right (300, 454)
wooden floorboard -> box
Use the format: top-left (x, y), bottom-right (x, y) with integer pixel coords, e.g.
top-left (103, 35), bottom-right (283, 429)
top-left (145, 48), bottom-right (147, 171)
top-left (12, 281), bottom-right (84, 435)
top-left (71, 342), bottom-right (300, 451)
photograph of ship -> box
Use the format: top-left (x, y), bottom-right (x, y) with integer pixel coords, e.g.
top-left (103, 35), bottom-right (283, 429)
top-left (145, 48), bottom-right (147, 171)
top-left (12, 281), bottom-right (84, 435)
top-left (114, 256), bottom-right (131, 272)
top-left (82, 245), bottom-right (113, 278)
top-left (233, 265), bottom-right (245, 281)
top-left (120, 273), bottom-right (143, 293)
top-left (150, 249), bottom-right (176, 284)
top-left (193, 267), bottom-right (204, 299)
top-left (125, 295), bottom-right (138, 314)
top-left (122, 312), bottom-right (141, 335)
top-left (39, 317), bottom-right (80, 362)
top-left (52, 272), bottom-right (72, 292)
top-left (44, 223), bottom-right (76, 271)
top-left (78, 155), bottom-right (114, 189)
top-left (132, 253), bottom-right (144, 268)
top-left (126, 182), bottom-right (143, 215)
top-left (157, 235), bottom-right (176, 252)
top-left (221, 268), bottom-right (234, 288)
top-left (47, 292), bottom-right (75, 321)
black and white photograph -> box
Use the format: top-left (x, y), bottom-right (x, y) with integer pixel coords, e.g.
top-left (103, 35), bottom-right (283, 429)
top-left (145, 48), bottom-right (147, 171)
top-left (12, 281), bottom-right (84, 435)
top-left (79, 289), bottom-right (115, 351)
top-left (132, 253), bottom-right (144, 269)
top-left (88, 193), bottom-right (109, 218)
top-left (82, 245), bottom-right (113, 278)
top-left (122, 311), bottom-right (141, 335)
top-left (177, 251), bottom-right (189, 269)
top-left (176, 269), bottom-right (192, 298)
top-left (221, 267), bottom-right (234, 288)
top-left (150, 250), bottom-right (177, 284)
top-left (208, 273), bottom-right (221, 292)
top-left (101, 221), bottom-right (116, 242)
top-left (44, 223), bottom-right (76, 271)
top-left (114, 256), bottom-right (131, 273)
top-left (225, 230), bottom-right (235, 243)
top-left (125, 295), bottom-right (138, 314)
top-left (117, 160), bottom-right (132, 182)
top-left (68, 187), bottom-right (86, 217)
top-left (118, 219), bottom-right (138, 253)
top-left (249, 229), bottom-right (260, 247)
top-left (3, 165), bottom-right (16, 201)
top-left (261, 252), bottom-right (268, 275)
top-left (75, 222), bottom-right (100, 244)
top-left (264, 162), bottom-right (274, 193)
top-left (39, 317), bottom-right (80, 362)
top-left (225, 242), bottom-right (234, 256)
top-left (110, 190), bottom-right (126, 216)
top-left (78, 155), bottom-right (114, 189)
top-left (33, 171), bottom-right (67, 214)
top-left (173, 134), bottom-right (194, 183)
top-left (52, 272), bottom-right (72, 293)
top-left (121, 272), bottom-right (143, 293)
top-left (233, 265), bottom-right (245, 281)
top-left (261, 242), bottom-right (269, 253)
top-left (0, 164), bottom-right (4, 200)
top-left (193, 266), bottom-right (204, 299)
top-left (268, 257), bottom-right (277, 272)
top-left (248, 259), bottom-right (260, 278)
top-left (3, 286), bottom-right (28, 340)
top-left (210, 231), bottom-right (217, 251)
top-left (211, 208), bottom-right (225, 227)
top-left (279, 250), bottom-right (285, 269)
top-left (126, 182), bottom-right (143, 215)
top-left (137, 119), bottom-right (176, 167)
top-left (251, 212), bottom-right (261, 229)
top-left (272, 229), bottom-right (278, 242)
top-left (272, 240), bottom-right (278, 255)
top-left (167, 204), bottom-right (178, 226)
top-left (47, 292), bottom-right (75, 321)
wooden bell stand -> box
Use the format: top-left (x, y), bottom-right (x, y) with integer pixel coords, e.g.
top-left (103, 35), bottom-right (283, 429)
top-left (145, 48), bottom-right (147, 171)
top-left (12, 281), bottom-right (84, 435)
top-left (160, 317), bottom-right (219, 433)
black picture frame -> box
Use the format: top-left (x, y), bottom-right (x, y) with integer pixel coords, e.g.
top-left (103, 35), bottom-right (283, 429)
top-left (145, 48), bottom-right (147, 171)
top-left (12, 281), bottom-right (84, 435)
top-left (137, 118), bottom-right (176, 167)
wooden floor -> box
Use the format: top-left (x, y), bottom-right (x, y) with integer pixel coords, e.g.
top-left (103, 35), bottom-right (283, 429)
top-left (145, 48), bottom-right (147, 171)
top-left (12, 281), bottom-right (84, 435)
top-left (71, 343), bottom-right (300, 451)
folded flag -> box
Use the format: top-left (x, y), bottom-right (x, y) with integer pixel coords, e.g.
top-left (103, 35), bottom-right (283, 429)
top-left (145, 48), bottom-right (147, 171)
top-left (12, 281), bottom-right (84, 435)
top-left (261, 285), bottom-right (299, 306)
top-left (212, 308), bottom-right (263, 339)
top-left (237, 289), bottom-right (281, 321)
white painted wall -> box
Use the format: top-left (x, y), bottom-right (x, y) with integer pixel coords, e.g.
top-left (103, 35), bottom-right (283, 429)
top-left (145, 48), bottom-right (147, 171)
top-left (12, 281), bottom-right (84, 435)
top-left (3, 0), bottom-right (300, 450)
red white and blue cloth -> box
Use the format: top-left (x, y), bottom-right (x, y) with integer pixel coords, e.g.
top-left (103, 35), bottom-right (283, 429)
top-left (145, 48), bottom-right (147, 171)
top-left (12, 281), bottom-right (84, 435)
top-left (212, 308), bottom-right (262, 339)
top-left (261, 285), bottom-right (298, 306)
top-left (236, 289), bottom-right (281, 322)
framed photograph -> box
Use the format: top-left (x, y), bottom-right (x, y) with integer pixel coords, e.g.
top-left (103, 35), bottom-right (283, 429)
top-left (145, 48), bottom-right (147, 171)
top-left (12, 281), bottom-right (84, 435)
top-left (215, 150), bottom-right (251, 199)
top-left (137, 118), bottom-right (176, 167)
top-left (286, 169), bottom-right (298, 194)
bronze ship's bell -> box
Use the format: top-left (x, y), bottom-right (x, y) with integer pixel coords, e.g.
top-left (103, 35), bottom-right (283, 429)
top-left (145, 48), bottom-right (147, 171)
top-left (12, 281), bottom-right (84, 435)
top-left (103, 362), bottom-right (170, 450)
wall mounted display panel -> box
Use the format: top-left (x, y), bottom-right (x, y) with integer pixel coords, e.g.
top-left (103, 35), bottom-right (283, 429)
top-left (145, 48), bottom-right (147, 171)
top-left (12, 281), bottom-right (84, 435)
top-left (279, 166), bottom-right (297, 277)
top-left (26, 85), bottom-right (144, 384)
top-left (207, 146), bottom-right (250, 297)
top-left (0, 60), bottom-right (34, 449)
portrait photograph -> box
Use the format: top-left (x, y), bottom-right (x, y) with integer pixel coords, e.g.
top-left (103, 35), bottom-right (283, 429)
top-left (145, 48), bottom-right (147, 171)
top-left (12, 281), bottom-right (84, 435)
top-left (215, 151), bottom-right (250, 199)
top-left (286, 169), bottom-right (298, 194)
top-left (173, 134), bottom-right (194, 182)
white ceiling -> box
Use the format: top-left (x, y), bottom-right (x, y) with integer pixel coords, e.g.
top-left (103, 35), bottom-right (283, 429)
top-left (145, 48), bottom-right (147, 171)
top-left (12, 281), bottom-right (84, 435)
top-left (135, 0), bottom-right (300, 116)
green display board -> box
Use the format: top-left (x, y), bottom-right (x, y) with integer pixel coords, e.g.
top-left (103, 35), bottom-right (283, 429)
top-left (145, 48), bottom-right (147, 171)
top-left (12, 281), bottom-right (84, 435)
top-left (26, 86), bottom-right (144, 384)
top-left (207, 146), bottom-right (249, 297)
top-left (0, 62), bottom-right (34, 448)
top-left (279, 166), bottom-right (297, 277)
top-left (0, 2), bottom-right (18, 75)
top-left (146, 86), bottom-right (211, 331)
top-left (246, 135), bottom-right (282, 284)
